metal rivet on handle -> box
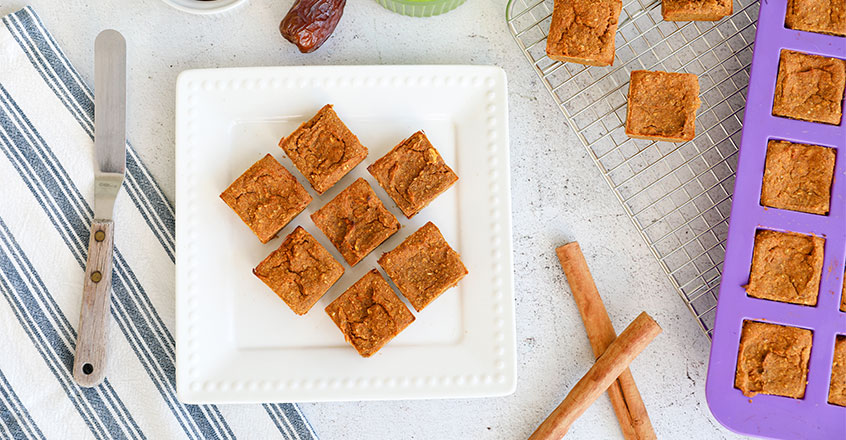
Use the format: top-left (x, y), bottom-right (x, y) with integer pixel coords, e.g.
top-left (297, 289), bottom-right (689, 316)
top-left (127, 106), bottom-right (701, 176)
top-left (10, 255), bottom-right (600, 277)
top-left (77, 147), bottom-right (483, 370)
top-left (94, 230), bottom-right (105, 242)
top-left (91, 271), bottom-right (102, 283)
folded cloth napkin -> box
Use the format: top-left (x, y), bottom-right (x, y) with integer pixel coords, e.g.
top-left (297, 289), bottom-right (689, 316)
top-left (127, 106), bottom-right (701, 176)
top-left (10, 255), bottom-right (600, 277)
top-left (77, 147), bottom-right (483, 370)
top-left (0, 6), bottom-right (317, 439)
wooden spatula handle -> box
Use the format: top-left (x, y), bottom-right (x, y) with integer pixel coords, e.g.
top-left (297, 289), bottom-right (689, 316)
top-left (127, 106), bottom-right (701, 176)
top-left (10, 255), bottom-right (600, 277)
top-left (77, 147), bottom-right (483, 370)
top-left (73, 220), bottom-right (115, 387)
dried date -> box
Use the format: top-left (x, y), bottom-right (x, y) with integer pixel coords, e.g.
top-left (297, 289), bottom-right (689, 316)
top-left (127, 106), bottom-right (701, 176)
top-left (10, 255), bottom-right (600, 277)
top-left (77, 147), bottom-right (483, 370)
top-left (280, 0), bottom-right (347, 53)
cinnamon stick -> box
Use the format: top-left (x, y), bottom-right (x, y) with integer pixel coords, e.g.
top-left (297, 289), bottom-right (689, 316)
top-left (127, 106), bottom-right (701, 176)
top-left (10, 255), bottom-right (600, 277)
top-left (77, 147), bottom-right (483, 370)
top-left (529, 312), bottom-right (662, 440)
top-left (556, 242), bottom-right (656, 440)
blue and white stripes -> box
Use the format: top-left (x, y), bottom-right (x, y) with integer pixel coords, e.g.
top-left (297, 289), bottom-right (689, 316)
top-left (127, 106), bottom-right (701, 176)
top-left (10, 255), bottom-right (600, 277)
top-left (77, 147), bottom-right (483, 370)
top-left (0, 6), bottom-right (316, 439)
top-left (0, 369), bottom-right (45, 440)
top-left (0, 217), bottom-right (145, 440)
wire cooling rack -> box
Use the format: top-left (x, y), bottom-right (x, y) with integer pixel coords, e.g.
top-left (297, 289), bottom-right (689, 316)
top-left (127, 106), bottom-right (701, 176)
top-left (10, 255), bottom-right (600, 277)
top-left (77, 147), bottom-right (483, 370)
top-left (507, 0), bottom-right (760, 338)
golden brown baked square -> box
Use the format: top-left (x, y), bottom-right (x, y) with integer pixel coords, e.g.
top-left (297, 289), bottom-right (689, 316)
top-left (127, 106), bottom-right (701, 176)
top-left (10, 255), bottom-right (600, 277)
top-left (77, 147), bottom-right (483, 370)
top-left (625, 70), bottom-right (701, 142)
top-left (830, 336), bottom-right (846, 406)
top-left (785, 0), bottom-right (846, 37)
top-left (842, 271), bottom-right (845, 312)
top-left (220, 154), bottom-right (312, 244)
top-left (278, 105), bottom-right (368, 194)
top-left (325, 269), bottom-right (415, 357)
top-left (746, 229), bottom-right (825, 306)
top-left (662, 0), bottom-right (733, 21)
top-left (545, 0), bottom-right (622, 66)
top-left (761, 140), bottom-right (836, 215)
top-left (253, 226), bottom-right (344, 315)
top-left (367, 131), bottom-right (458, 219)
top-left (735, 321), bottom-right (812, 398)
top-left (773, 50), bottom-right (846, 125)
top-left (378, 222), bottom-right (468, 312)
top-left (311, 178), bottom-right (400, 266)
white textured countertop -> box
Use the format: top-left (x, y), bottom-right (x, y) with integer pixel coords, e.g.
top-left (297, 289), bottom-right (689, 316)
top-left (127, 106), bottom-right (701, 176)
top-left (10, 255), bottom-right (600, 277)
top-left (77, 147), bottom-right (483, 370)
top-left (0, 0), bottom-right (747, 438)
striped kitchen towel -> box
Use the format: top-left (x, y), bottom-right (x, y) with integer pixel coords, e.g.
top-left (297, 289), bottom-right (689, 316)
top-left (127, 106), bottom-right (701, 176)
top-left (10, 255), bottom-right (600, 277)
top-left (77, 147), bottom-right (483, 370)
top-left (0, 6), bottom-right (317, 440)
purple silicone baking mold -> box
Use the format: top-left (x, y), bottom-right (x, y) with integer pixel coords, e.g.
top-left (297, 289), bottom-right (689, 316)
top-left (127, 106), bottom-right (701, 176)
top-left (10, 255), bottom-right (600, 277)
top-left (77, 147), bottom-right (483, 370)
top-left (705, 1), bottom-right (846, 439)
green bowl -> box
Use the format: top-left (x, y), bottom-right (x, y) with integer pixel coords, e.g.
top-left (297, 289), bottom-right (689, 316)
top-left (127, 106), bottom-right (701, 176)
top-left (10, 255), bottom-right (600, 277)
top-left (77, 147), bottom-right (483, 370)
top-left (375, 0), bottom-right (467, 17)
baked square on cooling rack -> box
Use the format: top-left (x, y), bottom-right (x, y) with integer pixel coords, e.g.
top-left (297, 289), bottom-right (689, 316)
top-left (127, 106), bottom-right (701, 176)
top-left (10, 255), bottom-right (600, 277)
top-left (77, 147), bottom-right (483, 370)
top-left (545, 0), bottom-right (622, 67)
top-left (625, 70), bottom-right (701, 142)
top-left (662, 0), bottom-right (733, 21)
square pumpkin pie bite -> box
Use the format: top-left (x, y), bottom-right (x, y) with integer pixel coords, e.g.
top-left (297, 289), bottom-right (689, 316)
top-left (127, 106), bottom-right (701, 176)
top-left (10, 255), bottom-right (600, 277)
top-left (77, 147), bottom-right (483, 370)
top-left (220, 154), bottom-right (312, 244)
top-left (662, 0), bottom-right (733, 21)
top-left (735, 321), bottom-right (812, 399)
top-left (325, 269), bottom-right (415, 357)
top-left (367, 131), bottom-right (458, 219)
top-left (746, 229), bottom-right (825, 306)
top-left (545, 0), bottom-right (622, 67)
top-left (311, 178), bottom-right (400, 266)
top-left (761, 140), bottom-right (836, 215)
top-left (773, 50), bottom-right (846, 125)
top-left (278, 105), bottom-right (368, 194)
top-left (378, 222), bottom-right (467, 312)
top-left (785, 0), bottom-right (846, 37)
top-left (253, 226), bottom-right (344, 315)
top-left (625, 70), bottom-right (701, 142)
top-left (842, 271), bottom-right (846, 312)
top-left (829, 335), bottom-right (846, 406)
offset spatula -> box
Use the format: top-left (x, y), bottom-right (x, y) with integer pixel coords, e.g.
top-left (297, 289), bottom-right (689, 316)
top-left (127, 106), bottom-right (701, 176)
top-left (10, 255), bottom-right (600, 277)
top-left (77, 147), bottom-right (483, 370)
top-left (73, 29), bottom-right (126, 387)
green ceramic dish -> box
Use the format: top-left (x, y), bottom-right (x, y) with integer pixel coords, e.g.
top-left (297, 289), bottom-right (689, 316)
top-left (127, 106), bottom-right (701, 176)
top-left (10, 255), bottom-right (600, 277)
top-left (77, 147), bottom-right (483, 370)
top-left (375, 0), bottom-right (467, 17)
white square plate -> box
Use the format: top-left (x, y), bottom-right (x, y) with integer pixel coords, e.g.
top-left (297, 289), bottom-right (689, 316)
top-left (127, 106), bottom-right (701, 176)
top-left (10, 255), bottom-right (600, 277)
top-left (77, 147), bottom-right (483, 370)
top-left (174, 65), bottom-right (515, 403)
